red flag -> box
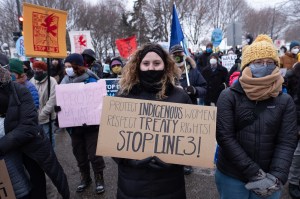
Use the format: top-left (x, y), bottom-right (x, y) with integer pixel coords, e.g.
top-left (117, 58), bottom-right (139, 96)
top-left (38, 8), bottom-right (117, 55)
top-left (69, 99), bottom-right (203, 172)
top-left (116, 35), bottom-right (137, 59)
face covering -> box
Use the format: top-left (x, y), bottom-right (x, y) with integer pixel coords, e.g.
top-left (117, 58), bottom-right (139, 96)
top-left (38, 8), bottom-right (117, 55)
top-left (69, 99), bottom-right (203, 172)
top-left (139, 70), bottom-right (164, 93)
top-left (249, 63), bottom-right (276, 78)
top-left (112, 66), bottom-right (122, 75)
top-left (11, 74), bottom-right (16, 81)
top-left (65, 67), bottom-right (75, 77)
top-left (206, 48), bottom-right (212, 53)
top-left (291, 48), bottom-right (299, 55)
top-left (210, 58), bottom-right (217, 65)
top-left (174, 56), bottom-right (184, 63)
top-left (34, 71), bottom-right (47, 81)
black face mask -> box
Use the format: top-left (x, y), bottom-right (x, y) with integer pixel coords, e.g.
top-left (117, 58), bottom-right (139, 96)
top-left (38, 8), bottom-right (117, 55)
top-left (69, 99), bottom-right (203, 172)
top-left (34, 71), bottom-right (47, 81)
top-left (139, 70), bottom-right (164, 93)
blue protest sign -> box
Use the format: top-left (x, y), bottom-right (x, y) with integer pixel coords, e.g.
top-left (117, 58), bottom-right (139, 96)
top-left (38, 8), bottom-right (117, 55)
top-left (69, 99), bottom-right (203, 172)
top-left (16, 36), bottom-right (25, 56)
top-left (211, 29), bottom-right (223, 47)
top-left (105, 78), bottom-right (120, 96)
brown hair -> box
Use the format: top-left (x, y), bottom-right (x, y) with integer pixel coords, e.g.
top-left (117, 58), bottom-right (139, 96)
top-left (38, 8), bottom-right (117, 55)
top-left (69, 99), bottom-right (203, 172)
top-left (119, 43), bottom-right (180, 100)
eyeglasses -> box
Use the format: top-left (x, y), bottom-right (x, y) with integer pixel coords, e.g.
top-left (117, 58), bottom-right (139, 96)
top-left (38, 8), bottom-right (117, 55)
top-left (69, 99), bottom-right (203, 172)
top-left (252, 60), bottom-right (275, 66)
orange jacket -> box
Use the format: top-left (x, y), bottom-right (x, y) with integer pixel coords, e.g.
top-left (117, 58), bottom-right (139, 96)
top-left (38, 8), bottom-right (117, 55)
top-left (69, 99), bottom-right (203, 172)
top-left (280, 52), bottom-right (297, 69)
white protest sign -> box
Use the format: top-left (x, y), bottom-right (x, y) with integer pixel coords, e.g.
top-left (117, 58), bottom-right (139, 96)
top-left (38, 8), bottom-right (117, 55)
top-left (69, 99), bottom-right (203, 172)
top-left (222, 54), bottom-right (237, 71)
top-left (55, 80), bottom-right (107, 128)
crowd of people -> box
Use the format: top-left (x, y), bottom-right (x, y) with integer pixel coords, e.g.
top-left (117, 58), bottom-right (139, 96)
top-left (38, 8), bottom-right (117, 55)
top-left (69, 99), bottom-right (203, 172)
top-left (0, 34), bottom-right (300, 199)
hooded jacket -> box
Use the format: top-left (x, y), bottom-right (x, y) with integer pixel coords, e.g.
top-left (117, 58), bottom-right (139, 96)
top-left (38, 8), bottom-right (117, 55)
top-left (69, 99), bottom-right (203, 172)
top-left (216, 80), bottom-right (298, 184)
top-left (82, 49), bottom-right (103, 78)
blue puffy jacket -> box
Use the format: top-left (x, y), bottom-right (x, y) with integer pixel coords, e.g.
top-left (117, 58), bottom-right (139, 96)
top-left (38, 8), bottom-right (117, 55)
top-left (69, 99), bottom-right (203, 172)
top-left (25, 80), bottom-right (39, 109)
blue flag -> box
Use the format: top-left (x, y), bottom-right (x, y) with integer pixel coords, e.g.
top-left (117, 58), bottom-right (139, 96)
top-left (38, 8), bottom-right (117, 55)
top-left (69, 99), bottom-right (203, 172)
top-left (170, 4), bottom-right (184, 48)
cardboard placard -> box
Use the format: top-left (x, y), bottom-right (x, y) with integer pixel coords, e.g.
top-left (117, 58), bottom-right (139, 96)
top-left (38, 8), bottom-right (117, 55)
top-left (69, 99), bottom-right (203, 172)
top-left (23, 3), bottom-right (68, 58)
top-left (97, 96), bottom-right (217, 168)
top-left (0, 159), bottom-right (16, 199)
top-left (55, 80), bottom-right (107, 128)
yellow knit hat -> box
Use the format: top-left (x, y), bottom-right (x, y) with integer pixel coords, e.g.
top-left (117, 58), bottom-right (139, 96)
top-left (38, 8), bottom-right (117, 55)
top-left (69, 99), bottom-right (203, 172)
top-left (241, 34), bottom-right (279, 70)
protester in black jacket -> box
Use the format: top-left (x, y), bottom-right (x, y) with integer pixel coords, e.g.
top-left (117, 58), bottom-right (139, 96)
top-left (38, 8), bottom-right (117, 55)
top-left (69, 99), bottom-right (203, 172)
top-left (115, 43), bottom-right (191, 199)
top-left (215, 35), bottom-right (298, 199)
top-left (0, 66), bottom-right (69, 199)
top-left (286, 62), bottom-right (300, 199)
top-left (170, 44), bottom-right (207, 105)
top-left (202, 53), bottom-right (228, 106)
top-left (82, 49), bottom-right (103, 78)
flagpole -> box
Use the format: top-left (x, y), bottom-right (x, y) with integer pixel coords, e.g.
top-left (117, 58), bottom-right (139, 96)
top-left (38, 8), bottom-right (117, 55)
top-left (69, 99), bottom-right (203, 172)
top-left (170, 3), bottom-right (190, 86)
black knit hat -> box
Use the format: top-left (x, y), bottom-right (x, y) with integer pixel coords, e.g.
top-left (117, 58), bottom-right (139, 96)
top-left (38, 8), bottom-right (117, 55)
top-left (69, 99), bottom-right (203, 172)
top-left (65, 53), bottom-right (84, 66)
top-left (138, 43), bottom-right (167, 66)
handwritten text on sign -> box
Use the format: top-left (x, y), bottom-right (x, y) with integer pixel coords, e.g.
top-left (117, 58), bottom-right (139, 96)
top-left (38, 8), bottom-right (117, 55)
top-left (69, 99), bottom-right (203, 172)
top-left (0, 159), bottom-right (16, 199)
top-left (97, 96), bottom-right (217, 168)
top-left (55, 80), bottom-right (107, 128)
top-left (222, 54), bottom-right (237, 71)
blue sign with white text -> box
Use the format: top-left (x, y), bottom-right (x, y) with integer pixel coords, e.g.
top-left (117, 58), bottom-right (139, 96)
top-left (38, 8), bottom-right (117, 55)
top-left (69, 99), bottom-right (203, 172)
top-left (105, 78), bottom-right (120, 96)
top-left (16, 36), bottom-right (25, 57)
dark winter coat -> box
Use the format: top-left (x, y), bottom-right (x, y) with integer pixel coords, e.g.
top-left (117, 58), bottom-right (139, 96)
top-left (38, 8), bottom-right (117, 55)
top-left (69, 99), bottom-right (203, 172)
top-left (286, 66), bottom-right (300, 124)
top-left (216, 80), bottom-right (298, 184)
top-left (196, 51), bottom-right (212, 72)
top-left (0, 82), bottom-right (70, 199)
top-left (202, 64), bottom-right (228, 105)
top-left (50, 59), bottom-right (65, 83)
top-left (179, 56), bottom-right (207, 104)
top-left (115, 84), bottom-right (191, 199)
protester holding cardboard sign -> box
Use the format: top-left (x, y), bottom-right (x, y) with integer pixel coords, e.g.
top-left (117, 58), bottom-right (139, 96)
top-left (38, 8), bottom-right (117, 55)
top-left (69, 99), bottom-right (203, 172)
top-left (0, 66), bottom-right (69, 199)
top-left (59, 53), bottom-right (106, 194)
top-left (215, 35), bottom-right (298, 199)
top-left (115, 43), bottom-right (192, 199)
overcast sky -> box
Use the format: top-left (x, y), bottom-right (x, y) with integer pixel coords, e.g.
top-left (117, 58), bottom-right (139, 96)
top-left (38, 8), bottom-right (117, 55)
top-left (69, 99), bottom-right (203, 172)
top-left (84, 0), bottom-right (285, 10)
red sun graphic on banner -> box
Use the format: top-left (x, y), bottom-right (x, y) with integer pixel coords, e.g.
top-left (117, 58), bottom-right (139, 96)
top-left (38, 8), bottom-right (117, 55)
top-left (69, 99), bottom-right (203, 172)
top-left (32, 12), bottom-right (59, 53)
top-left (74, 34), bottom-right (87, 53)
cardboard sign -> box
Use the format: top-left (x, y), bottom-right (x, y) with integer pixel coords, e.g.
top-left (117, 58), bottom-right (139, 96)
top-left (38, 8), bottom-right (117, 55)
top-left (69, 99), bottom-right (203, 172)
top-left (0, 159), bottom-right (16, 199)
top-left (105, 78), bottom-right (120, 96)
top-left (97, 96), bottom-right (217, 168)
top-left (55, 80), bottom-right (107, 128)
top-left (222, 54), bottom-right (237, 71)
top-left (23, 3), bottom-right (68, 58)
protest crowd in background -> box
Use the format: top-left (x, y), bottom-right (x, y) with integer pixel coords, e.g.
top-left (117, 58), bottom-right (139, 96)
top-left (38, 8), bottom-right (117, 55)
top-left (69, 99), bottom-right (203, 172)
top-left (1, 1), bottom-right (300, 199)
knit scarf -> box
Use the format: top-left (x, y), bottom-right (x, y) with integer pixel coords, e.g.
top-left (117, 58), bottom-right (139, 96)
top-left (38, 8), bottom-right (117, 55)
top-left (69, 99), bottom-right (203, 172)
top-left (239, 67), bottom-right (283, 101)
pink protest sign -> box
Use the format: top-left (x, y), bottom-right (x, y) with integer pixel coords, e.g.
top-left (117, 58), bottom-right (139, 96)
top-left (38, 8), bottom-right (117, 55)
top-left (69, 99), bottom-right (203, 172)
top-left (55, 80), bottom-right (107, 128)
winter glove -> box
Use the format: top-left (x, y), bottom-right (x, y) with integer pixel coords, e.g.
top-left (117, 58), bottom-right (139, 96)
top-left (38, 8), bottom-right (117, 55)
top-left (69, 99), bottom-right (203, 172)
top-left (245, 173), bottom-right (282, 197)
top-left (148, 156), bottom-right (174, 170)
top-left (124, 156), bottom-right (153, 168)
top-left (54, 105), bottom-right (61, 112)
top-left (185, 86), bottom-right (196, 95)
